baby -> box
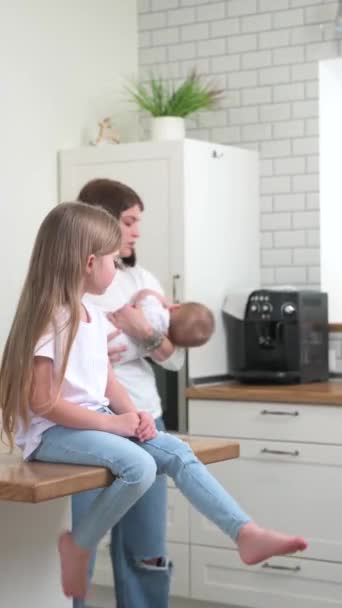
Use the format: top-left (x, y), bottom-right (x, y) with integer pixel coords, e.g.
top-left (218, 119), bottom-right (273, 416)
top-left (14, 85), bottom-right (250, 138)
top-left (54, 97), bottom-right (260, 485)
top-left (108, 289), bottom-right (215, 363)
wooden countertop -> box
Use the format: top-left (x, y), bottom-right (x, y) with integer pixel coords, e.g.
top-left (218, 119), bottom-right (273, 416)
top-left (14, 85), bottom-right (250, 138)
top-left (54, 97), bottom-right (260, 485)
top-left (0, 435), bottom-right (239, 503)
top-left (186, 380), bottom-right (342, 406)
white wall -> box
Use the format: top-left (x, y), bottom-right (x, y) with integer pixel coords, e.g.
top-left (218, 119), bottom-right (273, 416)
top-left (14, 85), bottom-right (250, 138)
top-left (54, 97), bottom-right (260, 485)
top-left (137, 1), bottom-right (342, 369)
top-left (320, 57), bottom-right (342, 323)
top-left (0, 0), bottom-right (138, 351)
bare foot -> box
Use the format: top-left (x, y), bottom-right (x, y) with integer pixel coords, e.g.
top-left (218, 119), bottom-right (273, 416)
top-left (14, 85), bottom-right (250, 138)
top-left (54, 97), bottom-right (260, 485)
top-left (58, 531), bottom-right (90, 599)
top-left (237, 522), bottom-right (308, 565)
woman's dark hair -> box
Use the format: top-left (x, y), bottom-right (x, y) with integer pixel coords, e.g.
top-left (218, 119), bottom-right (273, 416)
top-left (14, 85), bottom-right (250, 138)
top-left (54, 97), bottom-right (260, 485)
top-left (78, 179), bottom-right (144, 266)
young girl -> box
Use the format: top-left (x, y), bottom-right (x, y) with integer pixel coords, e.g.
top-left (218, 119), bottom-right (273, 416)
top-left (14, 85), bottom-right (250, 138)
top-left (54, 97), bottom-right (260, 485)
top-left (0, 202), bottom-right (307, 601)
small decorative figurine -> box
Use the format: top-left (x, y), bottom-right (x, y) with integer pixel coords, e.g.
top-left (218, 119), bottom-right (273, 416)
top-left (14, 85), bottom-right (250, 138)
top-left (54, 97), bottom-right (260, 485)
top-left (93, 117), bottom-right (120, 145)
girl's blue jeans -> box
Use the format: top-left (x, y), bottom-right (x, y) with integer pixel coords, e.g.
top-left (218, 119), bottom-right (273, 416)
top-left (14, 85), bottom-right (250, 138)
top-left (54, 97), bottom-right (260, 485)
top-left (33, 413), bottom-right (251, 606)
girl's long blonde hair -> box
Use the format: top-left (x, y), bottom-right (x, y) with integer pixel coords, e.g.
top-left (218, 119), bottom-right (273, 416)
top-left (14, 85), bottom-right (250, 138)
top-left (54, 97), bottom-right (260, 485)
top-left (0, 202), bottom-right (121, 448)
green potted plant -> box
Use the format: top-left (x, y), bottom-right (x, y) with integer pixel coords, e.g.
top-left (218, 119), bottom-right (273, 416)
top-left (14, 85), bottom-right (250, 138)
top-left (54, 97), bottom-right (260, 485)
top-left (127, 69), bottom-right (224, 141)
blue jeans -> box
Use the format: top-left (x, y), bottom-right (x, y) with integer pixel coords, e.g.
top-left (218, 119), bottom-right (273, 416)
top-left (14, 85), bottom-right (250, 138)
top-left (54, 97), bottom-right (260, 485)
top-left (33, 420), bottom-right (157, 549)
top-left (34, 417), bottom-right (251, 604)
top-left (72, 416), bottom-right (169, 608)
top-left (109, 417), bottom-right (170, 608)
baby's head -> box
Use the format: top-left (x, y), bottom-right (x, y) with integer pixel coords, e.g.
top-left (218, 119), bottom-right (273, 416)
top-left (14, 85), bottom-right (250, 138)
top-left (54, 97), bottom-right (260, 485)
top-left (168, 302), bottom-right (215, 348)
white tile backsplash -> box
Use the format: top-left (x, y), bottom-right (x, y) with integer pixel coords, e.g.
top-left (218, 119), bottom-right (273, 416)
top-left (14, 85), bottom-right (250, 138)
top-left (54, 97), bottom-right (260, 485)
top-left (138, 0), bottom-right (342, 361)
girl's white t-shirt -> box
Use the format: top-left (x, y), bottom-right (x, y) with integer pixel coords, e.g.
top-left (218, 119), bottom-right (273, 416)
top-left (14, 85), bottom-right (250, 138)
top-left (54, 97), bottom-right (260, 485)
top-left (84, 265), bottom-right (185, 420)
top-left (16, 303), bottom-right (109, 460)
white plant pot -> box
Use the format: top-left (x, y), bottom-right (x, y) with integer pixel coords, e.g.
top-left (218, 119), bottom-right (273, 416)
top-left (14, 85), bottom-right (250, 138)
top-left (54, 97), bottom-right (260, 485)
top-left (151, 116), bottom-right (185, 141)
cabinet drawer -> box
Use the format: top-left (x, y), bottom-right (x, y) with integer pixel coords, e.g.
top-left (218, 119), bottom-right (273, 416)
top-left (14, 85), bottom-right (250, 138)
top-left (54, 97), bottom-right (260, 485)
top-left (189, 399), bottom-right (342, 444)
top-left (93, 535), bottom-right (111, 588)
top-left (167, 487), bottom-right (189, 542)
top-left (191, 546), bottom-right (342, 608)
top-left (189, 440), bottom-right (342, 562)
top-left (169, 542), bottom-right (190, 598)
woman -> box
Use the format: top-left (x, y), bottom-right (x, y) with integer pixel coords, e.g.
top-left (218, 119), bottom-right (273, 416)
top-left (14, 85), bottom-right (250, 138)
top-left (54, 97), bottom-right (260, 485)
top-left (73, 179), bottom-right (185, 608)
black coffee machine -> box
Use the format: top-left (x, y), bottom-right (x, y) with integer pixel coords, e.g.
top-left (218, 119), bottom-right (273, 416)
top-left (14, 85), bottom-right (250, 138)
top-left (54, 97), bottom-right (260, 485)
top-left (223, 289), bottom-right (329, 383)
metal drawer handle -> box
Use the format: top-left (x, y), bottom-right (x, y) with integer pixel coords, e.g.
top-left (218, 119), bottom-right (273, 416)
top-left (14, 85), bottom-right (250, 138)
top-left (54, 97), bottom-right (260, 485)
top-left (262, 562), bottom-right (301, 573)
top-left (261, 409), bottom-right (299, 417)
top-left (261, 448), bottom-right (300, 457)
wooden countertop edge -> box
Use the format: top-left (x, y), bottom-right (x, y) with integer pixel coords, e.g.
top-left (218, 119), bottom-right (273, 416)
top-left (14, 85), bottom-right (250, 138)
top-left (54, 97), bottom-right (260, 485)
top-left (0, 464), bottom-right (114, 503)
top-left (0, 436), bottom-right (239, 503)
top-left (185, 383), bottom-right (342, 405)
top-left (192, 443), bottom-right (240, 465)
top-left (329, 323), bottom-right (342, 332)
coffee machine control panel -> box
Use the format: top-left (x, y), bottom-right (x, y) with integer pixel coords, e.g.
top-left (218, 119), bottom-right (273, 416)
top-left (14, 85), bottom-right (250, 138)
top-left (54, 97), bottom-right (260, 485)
top-left (282, 302), bottom-right (296, 316)
top-left (246, 291), bottom-right (297, 321)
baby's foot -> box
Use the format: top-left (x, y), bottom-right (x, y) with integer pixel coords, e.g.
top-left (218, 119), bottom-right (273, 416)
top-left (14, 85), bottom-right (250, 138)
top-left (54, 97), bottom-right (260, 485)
top-left (237, 522), bottom-right (307, 565)
top-left (58, 531), bottom-right (90, 599)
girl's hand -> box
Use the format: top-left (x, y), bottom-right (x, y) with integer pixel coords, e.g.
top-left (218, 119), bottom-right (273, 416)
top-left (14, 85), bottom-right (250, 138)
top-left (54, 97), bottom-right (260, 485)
top-left (108, 412), bottom-right (140, 437)
top-left (108, 305), bottom-right (153, 341)
top-left (107, 329), bottom-right (127, 363)
top-left (136, 411), bottom-right (157, 442)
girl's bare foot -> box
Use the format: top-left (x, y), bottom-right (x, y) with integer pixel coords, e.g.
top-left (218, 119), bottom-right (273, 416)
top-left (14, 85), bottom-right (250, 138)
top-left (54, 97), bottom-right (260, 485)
top-left (58, 531), bottom-right (90, 599)
top-left (237, 522), bottom-right (307, 565)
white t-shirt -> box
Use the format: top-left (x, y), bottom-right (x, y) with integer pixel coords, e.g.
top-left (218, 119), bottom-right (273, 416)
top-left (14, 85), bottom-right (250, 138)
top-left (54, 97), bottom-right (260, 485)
top-left (109, 295), bottom-right (170, 363)
top-left (85, 265), bottom-right (184, 419)
top-left (16, 303), bottom-right (109, 460)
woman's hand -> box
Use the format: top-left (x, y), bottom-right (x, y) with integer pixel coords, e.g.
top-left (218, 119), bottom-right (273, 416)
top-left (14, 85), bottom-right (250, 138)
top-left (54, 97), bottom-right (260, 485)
top-left (136, 411), bottom-right (157, 442)
top-left (107, 329), bottom-right (127, 364)
top-left (108, 412), bottom-right (140, 437)
top-left (107, 305), bottom-right (153, 341)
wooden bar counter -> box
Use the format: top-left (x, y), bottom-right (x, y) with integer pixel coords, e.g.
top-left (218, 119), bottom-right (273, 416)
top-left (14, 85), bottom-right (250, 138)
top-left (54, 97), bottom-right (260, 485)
top-left (0, 435), bottom-right (239, 503)
top-left (0, 434), bottom-right (239, 608)
top-left (186, 379), bottom-right (342, 406)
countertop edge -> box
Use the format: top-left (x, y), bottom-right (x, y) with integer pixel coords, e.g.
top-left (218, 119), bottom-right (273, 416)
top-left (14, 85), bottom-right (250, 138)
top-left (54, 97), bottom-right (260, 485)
top-left (185, 381), bottom-right (342, 406)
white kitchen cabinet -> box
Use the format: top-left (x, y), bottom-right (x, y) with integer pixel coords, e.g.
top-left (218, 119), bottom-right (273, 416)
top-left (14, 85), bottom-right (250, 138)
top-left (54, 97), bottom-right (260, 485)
top-left (191, 547), bottom-right (341, 608)
top-left (189, 399), bottom-right (342, 445)
top-left (168, 486), bottom-right (190, 543)
top-left (59, 139), bottom-right (259, 381)
top-left (187, 399), bottom-right (342, 607)
top-left (92, 400), bottom-right (342, 607)
top-left (189, 441), bottom-right (342, 562)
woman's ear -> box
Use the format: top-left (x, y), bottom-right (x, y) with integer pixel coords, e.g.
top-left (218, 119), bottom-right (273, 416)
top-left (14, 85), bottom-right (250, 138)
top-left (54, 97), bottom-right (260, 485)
top-left (85, 254), bottom-right (95, 274)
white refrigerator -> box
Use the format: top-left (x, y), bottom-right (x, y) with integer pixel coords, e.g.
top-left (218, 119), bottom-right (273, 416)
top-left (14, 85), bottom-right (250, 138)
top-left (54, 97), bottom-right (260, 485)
top-left (59, 138), bottom-right (260, 431)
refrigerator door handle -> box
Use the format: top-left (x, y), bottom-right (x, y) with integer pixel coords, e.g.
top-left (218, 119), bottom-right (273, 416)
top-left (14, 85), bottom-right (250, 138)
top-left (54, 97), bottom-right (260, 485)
top-left (172, 274), bottom-right (181, 303)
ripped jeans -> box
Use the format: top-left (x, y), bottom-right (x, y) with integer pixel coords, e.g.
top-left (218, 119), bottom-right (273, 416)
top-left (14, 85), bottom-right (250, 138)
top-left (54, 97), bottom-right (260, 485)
top-left (35, 415), bottom-right (251, 607)
top-left (72, 416), bottom-right (170, 608)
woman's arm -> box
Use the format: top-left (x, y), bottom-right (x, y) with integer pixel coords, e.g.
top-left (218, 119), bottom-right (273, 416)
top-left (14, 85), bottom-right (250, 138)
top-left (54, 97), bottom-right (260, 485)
top-left (150, 335), bottom-right (179, 362)
top-left (107, 266), bottom-right (185, 368)
top-left (109, 305), bottom-right (181, 364)
top-left (152, 342), bottom-right (185, 370)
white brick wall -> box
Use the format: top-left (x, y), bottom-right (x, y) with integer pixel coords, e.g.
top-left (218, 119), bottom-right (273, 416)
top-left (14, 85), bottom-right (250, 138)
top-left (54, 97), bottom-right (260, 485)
top-left (138, 0), bottom-right (342, 292)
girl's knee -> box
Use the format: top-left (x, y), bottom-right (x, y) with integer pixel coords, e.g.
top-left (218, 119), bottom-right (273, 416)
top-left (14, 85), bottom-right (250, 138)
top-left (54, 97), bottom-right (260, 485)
top-left (140, 453), bottom-right (157, 490)
top-left (125, 450), bottom-right (157, 490)
top-left (150, 434), bottom-right (197, 475)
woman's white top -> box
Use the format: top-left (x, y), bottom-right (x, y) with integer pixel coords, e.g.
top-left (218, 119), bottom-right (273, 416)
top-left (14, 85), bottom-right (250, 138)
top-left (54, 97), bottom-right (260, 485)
top-left (85, 265), bottom-right (184, 420)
